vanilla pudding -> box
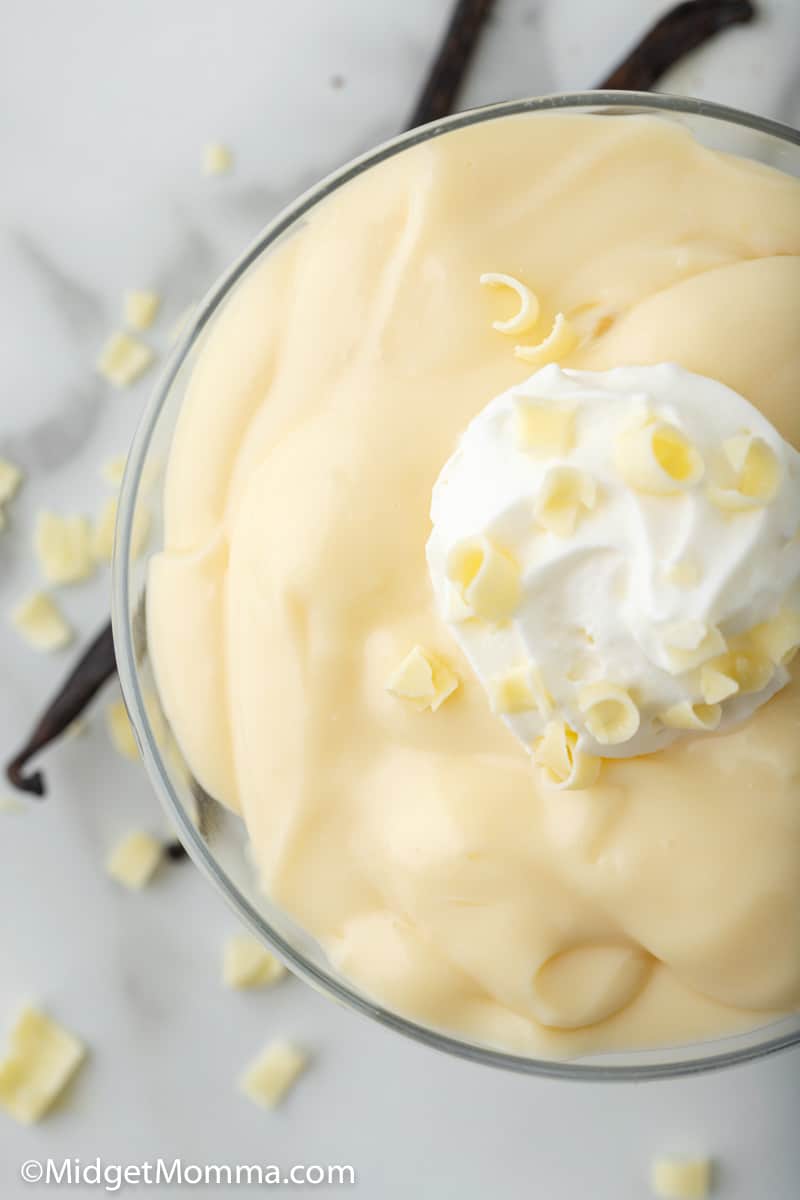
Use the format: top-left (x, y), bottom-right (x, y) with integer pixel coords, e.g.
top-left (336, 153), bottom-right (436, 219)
top-left (148, 112), bottom-right (800, 1057)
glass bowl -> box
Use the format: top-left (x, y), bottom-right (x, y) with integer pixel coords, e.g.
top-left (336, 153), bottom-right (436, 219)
top-left (113, 91), bottom-right (800, 1081)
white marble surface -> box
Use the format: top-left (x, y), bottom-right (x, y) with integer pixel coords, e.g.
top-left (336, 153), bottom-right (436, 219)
top-left (1, 1), bottom-right (799, 1196)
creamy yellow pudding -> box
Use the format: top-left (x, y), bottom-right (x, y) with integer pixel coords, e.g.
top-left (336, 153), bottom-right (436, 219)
top-left (149, 112), bottom-right (800, 1058)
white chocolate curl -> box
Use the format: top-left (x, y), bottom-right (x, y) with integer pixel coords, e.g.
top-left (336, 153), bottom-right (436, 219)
top-left (479, 273), bottom-right (540, 335)
top-left (427, 364), bottom-right (800, 768)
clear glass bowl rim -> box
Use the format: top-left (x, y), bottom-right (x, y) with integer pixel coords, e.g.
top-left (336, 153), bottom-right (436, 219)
top-left (113, 90), bottom-right (800, 1082)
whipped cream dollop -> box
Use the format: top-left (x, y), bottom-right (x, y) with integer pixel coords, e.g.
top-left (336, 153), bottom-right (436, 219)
top-left (426, 364), bottom-right (800, 772)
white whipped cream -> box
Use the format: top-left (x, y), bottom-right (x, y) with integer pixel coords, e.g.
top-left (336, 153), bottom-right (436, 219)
top-left (427, 364), bottom-right (800, 763)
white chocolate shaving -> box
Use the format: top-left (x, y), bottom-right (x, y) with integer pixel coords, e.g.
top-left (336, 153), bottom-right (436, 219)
top-left (0, 1007), bottom-right (87, 1125)
top-left (488, 663), bottom-right (553, 717)
top-left (533, 720), bottom-right (601, 790)
top-left (96, 331), bottom-right (154, 388)
top-left (661, 622), bottom-right (726, 674)
top-left (203, 142), bottom-right (233, 175)
top-left (223, 935), bottom-right (287, 990)
top-left (651, 1156), bottom-right (712, 1199)
top-left (708, 432), bottom-right (781, 511)
top-left (514, 312), bottom-right (578, 367)
top-left (512, 396), bottom-right (575, 456)
top-left (124, 289), bottom-right (160, 331)
top-left (239, 1041), bottom-right (307, 1110)
top-left (106, 830), bottom-right (163, 889)
top-left (750, 608), bottom-right (800, 666)
top-left (534, 467), bottom-right (597, 538)
top-left (35, 511), bottom-right (93, 584)
top-left (709, 638), bottom-right (774, 695)
top-left (699, 664), bottom-right (739, 705)
top-left (386, 646), bottom-right (459, 712)
top-left (479, 272), bottom-right (540, 335)
top-left (11, 593), bottom-right (73, 652)
top-left (577, 681), bottom-right (640, 745)
top-left (660, 701), bottom-right (721, 731)
top-left (615, 419), bottom-right (704, 495)
top-left (446, 535), bottom-right (521, 621)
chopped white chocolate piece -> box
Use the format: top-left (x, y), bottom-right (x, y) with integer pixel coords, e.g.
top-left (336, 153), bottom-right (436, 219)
top-left (443, 582), bottom-right (473, 622)
top-left (578, 682), bottom-right (640, 745)
top-left (664, 559), bottom-right (700, 589)
top-left (203, 142), bottom-right (233, 175)
top-left (700, 663), bottom-right (739, 705)
top-left (488, 663), bottom-right (553, 717)
top-left (533, 720), bottom-right (601, 790)
top-left (651, 1156), bottom-right (712, 1199)
top-left (96, 331), bottom-right (154, 388)
top-left (514, 312), bottom-right (578, 367)
top-left (0, 1007), bottom-right (86, 1125)
top-left (106, 830), bottom-right (163, 889)
top-left (479, 272), bottom-right (540, 335)
top-left (0, 795), bottom-right (24, 814)
top-left (11, 592), bottom-right (73, 652)
top-left (661, 622), bottom-right (726, 674)
top-left (708, 432), bottom-right (781, 511)
top-left (101, 455), bottom-right (127, 486)
top-left (124, 289), bottom-right (160, 331)
top-left (534, 466), bottom-right (597, 538)
top-left (446, 535), bottom-right (521, 621)
top-left (106, 699), bottom-right (139, 761)
top-left (709, 638), bottom-right (774, 694)
top-left (35, 511), bottom-right (93, 584)
top-left (615, 418), bottom-right (704, 495)
top-left (512, 396), bottom-right (575, 456)
top-left (386, 646), bottom-right (459, 712)
top-left (239, 1040), bottom-right (307, 1110)
top-left (750, 608), bottom-right (800, 666)
top-left (0, 458), bottom-right (23, 506)
top-left (223, 934), bottom-right (287, 989)
top-left (660, 701), bottom-right (721, 732)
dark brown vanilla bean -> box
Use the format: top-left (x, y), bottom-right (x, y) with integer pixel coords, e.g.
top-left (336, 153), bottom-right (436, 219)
top-left (597, 0), bottom-right (756, 91)
top-left (405, 0), bottom-right (496, 130)
top-left (7, 622), bottom-right (116, 796)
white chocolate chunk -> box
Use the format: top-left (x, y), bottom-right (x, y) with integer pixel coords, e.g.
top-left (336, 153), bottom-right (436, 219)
top-left (700, 664), bottom-right (739, 705)
top-left (96, 331), bottom-right (154, 388)
top-left (479, 272), bottom-right (540, 335)
top-left (615, 419), bottom-right (704, 495)
top-left (386, 646), bottom-right (459, 712)
top-left (11, 593), bottom-right (73, 652)
top-left (35, 511), bottom-right (93, 584)
top-left (0, 458), bottom-right (23, 506)
top-left (750, 608), bottom-right (800, 665)
top-left (239, 1041), bottom-right (307, 1110)
top-left (660, 701), bottom-right (721, 731)
top-left (101, 455), bottom-right (127, 486)
top-left (661, 622), bottom-right (726, 674)
top-left (0, 795), bottom-right (24, 814)
top-left (488, 663), bottom-right (553, 717)
top-left (664, 559), bottom-right (699, 589)
top-left (533, 720), bottom-right (601, 790)
top-left (708, 432), bottom-right (781, 511)
top-left (0, 1007), bottom-right (86, 1124)
top-left (512, 396), bottom-right (575, 456)
top-left (203, 141), bottom-right (233, 175)
top-left (223, 935), bottom-right (287, 989)
top-left (651, 1156), bottom-right (712, 1199)
top-left (577, 682), bottom-right (640, 745)
top-left (124, 289), bottom-right (160, 331)
top-left (534, 467), bottom-right (597, 538)
top-left (446, 535), bottom-right (521, 621)
top-left (106, 699), bottom-right (140, 761)
top-left (106, 830), bottom-right (163, 889)
top-left (514, 312), bottom-right (578, 367)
